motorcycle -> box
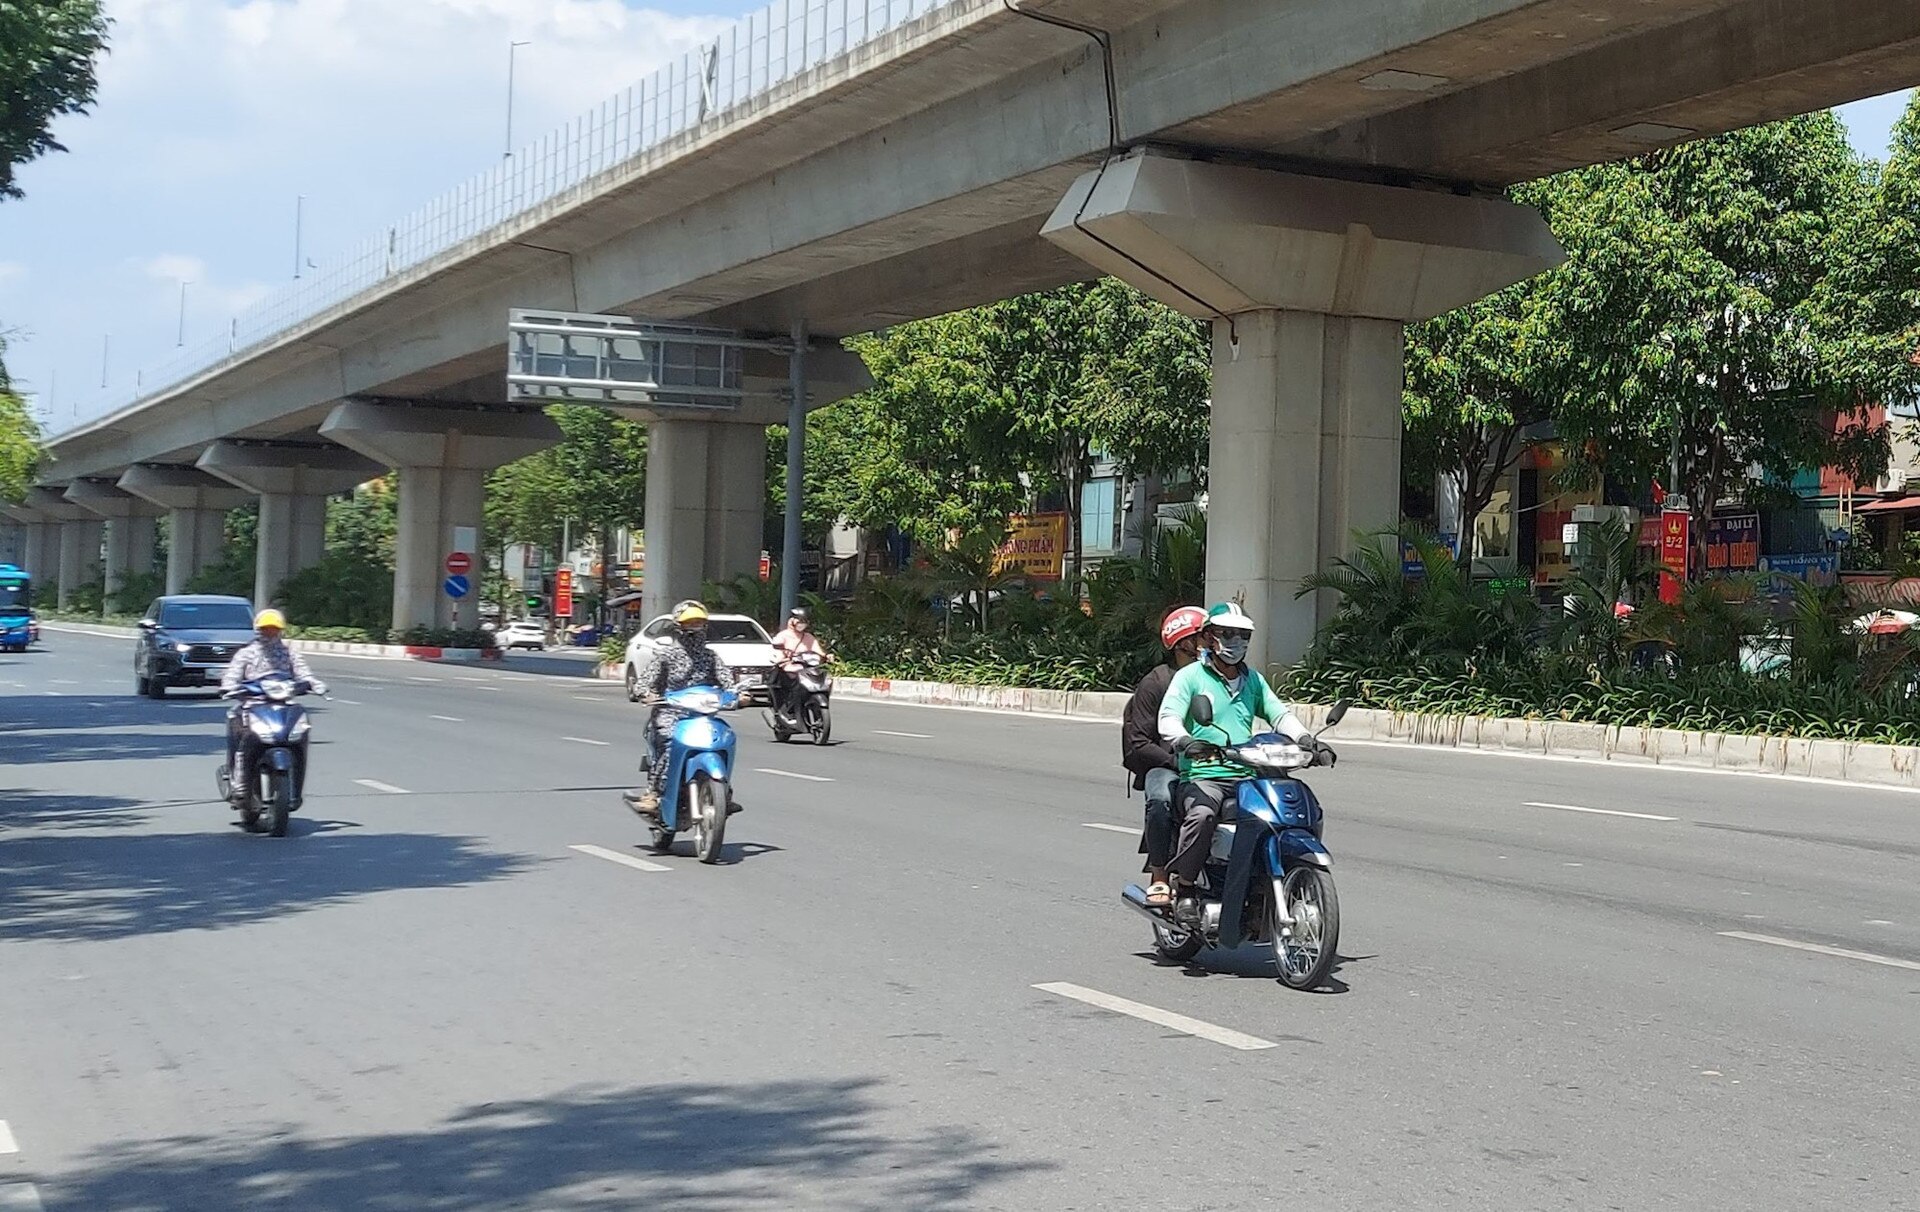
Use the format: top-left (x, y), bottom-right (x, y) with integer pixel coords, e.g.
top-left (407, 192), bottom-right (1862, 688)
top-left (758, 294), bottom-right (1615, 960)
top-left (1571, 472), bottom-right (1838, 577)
top-left (216, 675), bottom-right (319, 837)
top-left (767, 651), bottom-right (832, 745)
top-left (624, 685), bottom-right (742, 863)
top-left (1122, 699), bottom-right (1349, 990)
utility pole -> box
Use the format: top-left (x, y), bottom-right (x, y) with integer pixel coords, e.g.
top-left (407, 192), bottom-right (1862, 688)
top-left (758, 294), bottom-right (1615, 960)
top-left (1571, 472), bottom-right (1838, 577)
top-left (782, 320), bottom-right (808, 617)
top-left (177, 280), bottom-right (191, 347)
top-left (505, 41), bottom-right (532, 159)
top-left (294, 196), bottom-right (306, 279)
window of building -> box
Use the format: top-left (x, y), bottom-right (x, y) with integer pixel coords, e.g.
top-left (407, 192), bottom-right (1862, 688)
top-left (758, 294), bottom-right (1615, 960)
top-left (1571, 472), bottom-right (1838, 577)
top-left (1081, 478), bottom-right (1120, 555)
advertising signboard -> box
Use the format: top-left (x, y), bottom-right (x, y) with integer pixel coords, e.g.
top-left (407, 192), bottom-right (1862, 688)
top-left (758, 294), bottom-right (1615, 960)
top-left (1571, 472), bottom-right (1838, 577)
top-left (993, 514), bottom-right (1067, 581)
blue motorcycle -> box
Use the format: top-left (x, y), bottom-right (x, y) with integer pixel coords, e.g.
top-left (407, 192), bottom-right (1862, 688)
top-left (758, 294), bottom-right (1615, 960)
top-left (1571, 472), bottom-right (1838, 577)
top-left (625, 685), bottom-right (741, 863)
top-left (1123, 699), bottom-right (1349, 990)
top-left (217, 675), bottom-right (320, 837)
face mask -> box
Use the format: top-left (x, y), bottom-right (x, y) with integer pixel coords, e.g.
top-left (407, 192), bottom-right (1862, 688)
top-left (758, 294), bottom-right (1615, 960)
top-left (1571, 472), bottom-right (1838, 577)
top-left (1215, 634), bottom-right (1250, 665)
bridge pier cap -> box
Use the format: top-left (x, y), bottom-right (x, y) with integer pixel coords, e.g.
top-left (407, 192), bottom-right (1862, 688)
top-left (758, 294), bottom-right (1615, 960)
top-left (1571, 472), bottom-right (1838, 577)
top-left (119, 466), bottom-right (254, 595)
top-left (197, 441), bottom-right (386, 610)
top-left (1043, 151), bottom-right (1563, 671)
top-left (320, 401), bottom-right (563, 632)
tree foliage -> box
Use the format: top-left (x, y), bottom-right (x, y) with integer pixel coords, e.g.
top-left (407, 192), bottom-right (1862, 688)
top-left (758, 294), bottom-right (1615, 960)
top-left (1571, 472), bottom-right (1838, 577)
top-left (0, 348), bottom-right (40, 501)
top-left (486, 406), bottom-right (647, 551)
top-left (0, 0), bottom-right (111, 199)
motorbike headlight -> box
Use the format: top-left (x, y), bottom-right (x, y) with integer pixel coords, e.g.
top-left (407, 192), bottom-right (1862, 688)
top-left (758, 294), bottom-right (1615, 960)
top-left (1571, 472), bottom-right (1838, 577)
top-left (249, 716), bottom-right (280, 741)
top-left (261, 678), bottom-right (295, 702)
top-left (290, 716), bottom-right (311, 739)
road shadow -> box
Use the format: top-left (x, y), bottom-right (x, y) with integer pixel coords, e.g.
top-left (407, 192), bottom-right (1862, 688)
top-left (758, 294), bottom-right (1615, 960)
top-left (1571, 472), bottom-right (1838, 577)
top-left (0, 788), bottom-right (170, 833)
top-left (54, 1078), bottom-right (1046, 1211)
top-left (0, 819), bottom-right (533, 943)
top-left (0, 727), bottom-right (224, 765)
top-left (1134, 945), bottom-right (1371, 994)
top-left (492, 651), bottom-right (609, 681)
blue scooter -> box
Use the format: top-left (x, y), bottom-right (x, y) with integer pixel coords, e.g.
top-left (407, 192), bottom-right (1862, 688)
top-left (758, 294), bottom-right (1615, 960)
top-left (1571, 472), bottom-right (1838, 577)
top-left (217, 675), bottom-right (320, 838)
top-left (1123, 698), bottom-right (1349, 990)
top-left (625, 685), bottom-right (741, 863)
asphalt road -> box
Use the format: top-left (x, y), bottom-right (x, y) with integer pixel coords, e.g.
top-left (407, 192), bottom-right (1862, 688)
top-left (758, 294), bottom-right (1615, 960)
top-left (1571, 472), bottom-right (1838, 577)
top-left (3, 629), bottom-right (1919, 1210)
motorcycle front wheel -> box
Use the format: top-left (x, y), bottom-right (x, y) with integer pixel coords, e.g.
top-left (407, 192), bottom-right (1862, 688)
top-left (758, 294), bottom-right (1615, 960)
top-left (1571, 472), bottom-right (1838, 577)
top-left (266, 770), bottom-right (293, 838)
top-left (691, 775), bottom-right (727, 864)
top-left (805, 700), bottom-right (831, 746)
top-left (1272, 868), bottom-right (1339, 990)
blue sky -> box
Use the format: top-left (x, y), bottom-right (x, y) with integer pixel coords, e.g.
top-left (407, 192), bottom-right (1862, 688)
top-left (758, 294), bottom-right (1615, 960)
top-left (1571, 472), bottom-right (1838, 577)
top-left (0, 1), bottom-right (1911, 437)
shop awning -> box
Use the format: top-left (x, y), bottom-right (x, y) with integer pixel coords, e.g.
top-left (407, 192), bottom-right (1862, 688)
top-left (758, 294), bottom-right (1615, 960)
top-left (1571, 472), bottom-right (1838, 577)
top-left (1856, 495), bottom-right (1920, 514)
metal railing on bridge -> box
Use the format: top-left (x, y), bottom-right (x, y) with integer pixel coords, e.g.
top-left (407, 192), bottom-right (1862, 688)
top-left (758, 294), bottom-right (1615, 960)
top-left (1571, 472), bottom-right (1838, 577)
top-left (53, 0), bottom-right (966, 439)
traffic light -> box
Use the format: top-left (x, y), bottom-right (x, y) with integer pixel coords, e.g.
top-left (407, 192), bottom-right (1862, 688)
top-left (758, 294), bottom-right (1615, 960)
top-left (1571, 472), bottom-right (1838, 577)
top-left (524, 593), bottom-right (542, 611)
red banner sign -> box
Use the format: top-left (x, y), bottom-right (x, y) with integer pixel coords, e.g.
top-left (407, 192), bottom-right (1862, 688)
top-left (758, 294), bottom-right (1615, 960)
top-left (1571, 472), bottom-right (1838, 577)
top-left (555, 567), bottom-right (574, 618)
top-left (1658, 511), bottom-right (1690, 604)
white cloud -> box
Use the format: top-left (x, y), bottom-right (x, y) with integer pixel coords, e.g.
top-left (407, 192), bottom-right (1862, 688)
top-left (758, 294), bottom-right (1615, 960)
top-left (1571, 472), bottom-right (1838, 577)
top-left (3, 0), bottom-right (738, 424)
top-left (0, 263), bottom-right (26, 288)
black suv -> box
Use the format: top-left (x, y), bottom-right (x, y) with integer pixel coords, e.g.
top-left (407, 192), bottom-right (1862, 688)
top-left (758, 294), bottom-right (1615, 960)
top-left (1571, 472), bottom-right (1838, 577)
top-left (135, 595), bottom-right (257, 698)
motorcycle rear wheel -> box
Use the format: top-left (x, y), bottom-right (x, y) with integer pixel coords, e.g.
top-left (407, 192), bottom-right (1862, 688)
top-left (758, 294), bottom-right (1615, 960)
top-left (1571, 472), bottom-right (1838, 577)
top-left (1273, 868), bottom-right (1339, 990)
top-left (1151, 919), bottom-right (1205, 963)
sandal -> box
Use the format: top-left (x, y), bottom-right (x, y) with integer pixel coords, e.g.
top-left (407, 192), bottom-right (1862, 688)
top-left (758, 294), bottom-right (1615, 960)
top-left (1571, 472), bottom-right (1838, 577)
top-left (1144, 881), bottom-right (1173, 908)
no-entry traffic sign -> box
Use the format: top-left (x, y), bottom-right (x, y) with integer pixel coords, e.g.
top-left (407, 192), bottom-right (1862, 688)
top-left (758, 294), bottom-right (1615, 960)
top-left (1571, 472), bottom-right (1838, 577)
top-left (445, 551), bottom-right (473, 576)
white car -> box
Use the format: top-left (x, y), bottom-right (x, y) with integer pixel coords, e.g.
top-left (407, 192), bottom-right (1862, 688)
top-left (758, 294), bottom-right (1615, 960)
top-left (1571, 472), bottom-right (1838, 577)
top-left (625, 612), bottom-right (777, 704)
top-left (500, 619), bottom-right (547, 651)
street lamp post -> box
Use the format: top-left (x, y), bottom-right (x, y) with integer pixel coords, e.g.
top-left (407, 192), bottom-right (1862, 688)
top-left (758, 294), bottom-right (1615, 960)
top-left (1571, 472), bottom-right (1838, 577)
top-left (177, 280), bottom-right (191, 347)
top-left (505, 41), bottom-right (532, 159)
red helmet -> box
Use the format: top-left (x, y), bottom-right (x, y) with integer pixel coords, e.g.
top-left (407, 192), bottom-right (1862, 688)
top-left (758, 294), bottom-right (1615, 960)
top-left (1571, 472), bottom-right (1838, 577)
top-left (1159, 606), bottom-right (1208, 649)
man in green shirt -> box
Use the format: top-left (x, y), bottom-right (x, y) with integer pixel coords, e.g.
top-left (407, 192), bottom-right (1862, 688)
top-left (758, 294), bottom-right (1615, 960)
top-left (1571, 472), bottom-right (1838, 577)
top-left (1156, 603), bottom-right (1314, 914)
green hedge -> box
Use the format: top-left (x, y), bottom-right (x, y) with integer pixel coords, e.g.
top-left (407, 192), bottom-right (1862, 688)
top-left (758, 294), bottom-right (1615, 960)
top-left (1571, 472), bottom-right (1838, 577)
top-left (1284, 660), bottom-right (1920, 747)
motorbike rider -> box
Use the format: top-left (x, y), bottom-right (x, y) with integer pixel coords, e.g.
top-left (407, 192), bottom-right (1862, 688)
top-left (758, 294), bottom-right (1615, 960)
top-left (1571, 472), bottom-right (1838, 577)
top-left (1156, 603), bottom-right (1318, 920)
top-left (630, 600), bottom-right (735, 816)
top-left (1121, 606), bottom-right (1208, 909)
top-left (220, 608), bottom-right (326, 805)
top-left (769, 606), bottom-right (828, 718)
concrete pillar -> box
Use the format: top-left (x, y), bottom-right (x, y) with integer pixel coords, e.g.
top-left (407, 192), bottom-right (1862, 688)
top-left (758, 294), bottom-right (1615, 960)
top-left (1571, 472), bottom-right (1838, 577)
top-left (1, 506), bottom-right (60, 586)
top-left (66, 479), bottom-right (164, 605)
top-left (1042, 150), bottom-right (1563, 669)
top-left (0, 523), bottom-right (20, 565)
top-left (320, 402), bottom-right (561, 631)
top-left (642, 418), bottom-right (767, 622)
top-left (198, 441), bottom-right (384, 609)
top-left (120, 465), bottom-right (253, 594)
top-left (24, 488), bottom-right (101, 607)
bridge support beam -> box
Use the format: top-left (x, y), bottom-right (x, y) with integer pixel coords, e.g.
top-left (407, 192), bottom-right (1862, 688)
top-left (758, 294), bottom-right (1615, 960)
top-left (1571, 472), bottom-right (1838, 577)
top-left (119, 466), bottom-right (254, 594)
top-left (198, 442), bottom-right (384, 610)
top-left (66, 480), bottom-right (163, 605)
top-left (1044, 151), bottom-right (1563, 670)
top-left (642, 418), bottom-right (766, 625)
top-left (0, 506), bottom-right (58, 588)
top-left (321, 402), bottom-right (561, 632)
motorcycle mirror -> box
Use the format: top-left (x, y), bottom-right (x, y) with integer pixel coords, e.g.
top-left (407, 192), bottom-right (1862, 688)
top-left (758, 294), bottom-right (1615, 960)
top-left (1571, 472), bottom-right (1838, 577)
top-left (1326, 699), bottom-right (1352, 728)
top-left (137, 619), bottom-right (158, 630)
top-left (1190, 694), bottom-right (1215, 727)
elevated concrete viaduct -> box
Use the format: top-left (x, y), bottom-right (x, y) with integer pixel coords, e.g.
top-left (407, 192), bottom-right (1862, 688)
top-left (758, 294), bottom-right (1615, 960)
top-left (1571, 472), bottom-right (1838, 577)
top-left (26, 0), bottom-right (1920, 660)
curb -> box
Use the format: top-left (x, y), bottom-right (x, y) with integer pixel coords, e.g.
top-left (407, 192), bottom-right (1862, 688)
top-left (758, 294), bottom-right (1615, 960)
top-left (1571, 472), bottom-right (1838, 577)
top-left (829, 675), bottom-right (1920, 791)
top-left (42, 622), bottom-right (501, 663)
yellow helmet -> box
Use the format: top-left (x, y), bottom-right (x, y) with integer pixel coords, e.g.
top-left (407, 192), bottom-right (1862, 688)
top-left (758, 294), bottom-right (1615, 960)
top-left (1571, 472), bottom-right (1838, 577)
top-left (254, 608), bottom-right (287, 631)
top-left (672, 601), bottom-right (709, 626)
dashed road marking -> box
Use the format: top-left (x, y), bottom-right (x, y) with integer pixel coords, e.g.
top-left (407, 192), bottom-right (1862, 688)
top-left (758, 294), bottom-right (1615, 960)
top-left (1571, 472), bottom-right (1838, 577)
top-left (756, 768), bottom-right (833, 782)
top-left (406, 676), bottom-right (443, 683)
top-left (562, 736), bottom-right (610, 746)
top-left (1526, 801), bottom-right (1678, 822)
top-left (353, 779), bottom-right (412, 795)
top-left (1082, 823), bottom-right (1138, 835)
top-left (570, 844), bottom-right (671, 873)
top-left (874, 729), bottom-right (933, 739)
top-left (1719, 931), bottom-right (1920, 972)
top-left (430, 715), bottom-right (463, 723)
top-left (1034, 982), bottom-right (1277, 1051)
top-left (334, 699), bottom-right (364, 705)
top-left (0, 1120), bottom-right (16, 1153)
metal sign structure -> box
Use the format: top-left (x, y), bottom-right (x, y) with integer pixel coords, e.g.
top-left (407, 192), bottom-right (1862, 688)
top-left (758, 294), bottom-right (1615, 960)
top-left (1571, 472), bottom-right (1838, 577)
top-left (508, 310), bottom-right (784, 410)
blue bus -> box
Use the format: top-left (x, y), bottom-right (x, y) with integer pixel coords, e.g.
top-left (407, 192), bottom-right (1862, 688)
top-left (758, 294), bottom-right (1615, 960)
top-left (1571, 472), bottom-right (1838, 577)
top-left (0, 563), bottom-right (36, 652)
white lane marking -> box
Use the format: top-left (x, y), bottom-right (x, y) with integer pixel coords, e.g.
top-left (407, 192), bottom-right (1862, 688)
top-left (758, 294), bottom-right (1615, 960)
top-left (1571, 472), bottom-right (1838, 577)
top-left (755, 768), bottom-right (833, 782)
top-left (430, 715), bottom-right (463, 723)
top-left (501, 675), bottom-right (533, 682)
top-left (0, 1119), bottom-right (16, 1153)
top-left (406, 676), bottom-right (443, 683)
top-left (0, 1183), bottom-right (45, 1211)
top-left (1866, 919), bottom-right (1894, 926)
top-left (562, 736), bottom-right (611, 746)
top-left (1525, 801), bottom-right (1678, 822)
top-left (570, 844), bottom-right (671, 873)
top-left (353, 779), bottom-right (412, 795)
top-left (50, 679), bottom-right (78, 685)
top-left (456, 676), bottom-right (489, 682)
top-left (1034, 982), bottom-right (1276, 1051)
top-left (334, 699), bottom-right (364, 705)
top-left (1719, 931), bottom-right (1920, 972)
top-left (1082, 823), bottom-right (1138, 835)
top-left (473, 686), bottom-right (500, 692)
top-left (44, 691), bottom-right (62, 696)
top-left (874, 729), bottom-right (933, 739)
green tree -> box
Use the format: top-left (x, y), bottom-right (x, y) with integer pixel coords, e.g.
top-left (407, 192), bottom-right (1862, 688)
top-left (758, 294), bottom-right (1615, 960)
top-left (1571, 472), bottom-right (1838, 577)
top-left (0, 0), bottom-right (111, 199)
top-left (485, 405), bottom-right (648, 613)
top-left (0, 348), bottom-right (40, 501)
top-left (1535, 114), bottom-right (1899, 546)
